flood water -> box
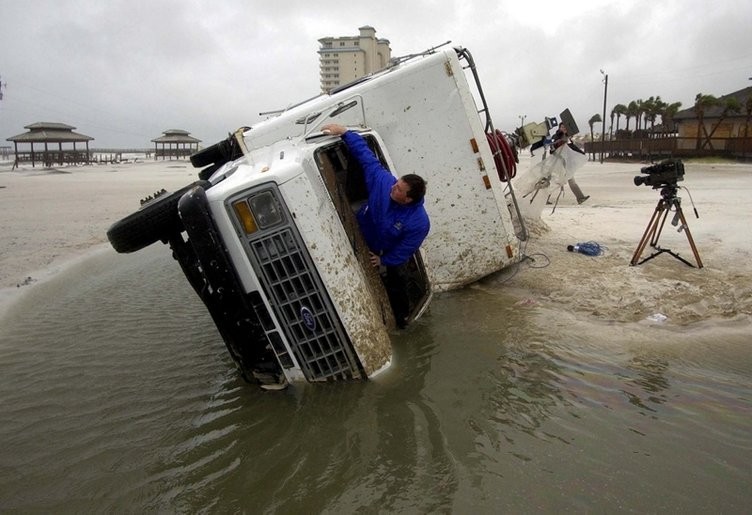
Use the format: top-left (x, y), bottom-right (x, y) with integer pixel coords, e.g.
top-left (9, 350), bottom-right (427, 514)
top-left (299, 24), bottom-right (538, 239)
top-left (1, 246), bottom-right (750, 512)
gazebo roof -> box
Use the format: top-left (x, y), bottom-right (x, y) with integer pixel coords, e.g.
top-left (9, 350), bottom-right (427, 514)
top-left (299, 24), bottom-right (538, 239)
top-left (151, 129), bottom-right (201, 144)
top-left (7, 122), bottom-right (94, 143)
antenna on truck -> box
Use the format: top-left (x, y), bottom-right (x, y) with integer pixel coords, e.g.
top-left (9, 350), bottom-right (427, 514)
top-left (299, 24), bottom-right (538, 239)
top-left (390, 41), bottom-right (453, 66)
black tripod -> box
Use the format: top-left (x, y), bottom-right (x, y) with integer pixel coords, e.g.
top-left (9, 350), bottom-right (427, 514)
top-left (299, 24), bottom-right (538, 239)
top-left (630, 185), bottom-right (703, 268)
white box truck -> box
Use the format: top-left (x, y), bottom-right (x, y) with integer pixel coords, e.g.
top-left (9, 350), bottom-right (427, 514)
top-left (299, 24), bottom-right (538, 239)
top-left (107, 45), bottom-right (526, 388)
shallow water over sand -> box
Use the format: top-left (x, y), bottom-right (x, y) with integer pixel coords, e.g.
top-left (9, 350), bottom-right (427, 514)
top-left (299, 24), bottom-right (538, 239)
top-left (1, 247), bottom-right (750, 512)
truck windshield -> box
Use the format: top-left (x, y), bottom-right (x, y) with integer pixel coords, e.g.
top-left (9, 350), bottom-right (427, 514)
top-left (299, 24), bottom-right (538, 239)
top-left (313, 136), bottom-right (430, 329)
top-left (314, 135), bottom-right (390, 215)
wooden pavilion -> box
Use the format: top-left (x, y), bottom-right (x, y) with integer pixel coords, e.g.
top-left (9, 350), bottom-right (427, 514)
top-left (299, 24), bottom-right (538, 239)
top-left (151, 129), bottom-right (201, 160)
top-left (6, 122), bottom-right (94, 169)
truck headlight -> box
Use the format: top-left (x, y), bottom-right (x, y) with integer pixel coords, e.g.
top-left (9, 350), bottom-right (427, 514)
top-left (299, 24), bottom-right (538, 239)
top-left (232, 190), bottom-right (283, 235)
top-left (248, 191), bottom-right (283, 228)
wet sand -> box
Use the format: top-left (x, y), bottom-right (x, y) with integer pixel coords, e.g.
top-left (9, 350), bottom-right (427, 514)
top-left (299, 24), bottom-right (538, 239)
top-left (504, 156), bottom-right (752, 326)
top-left (0, 159), bottom-right (197, 312)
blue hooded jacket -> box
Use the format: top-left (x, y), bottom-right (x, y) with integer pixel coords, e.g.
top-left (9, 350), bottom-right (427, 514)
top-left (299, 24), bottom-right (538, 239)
top-left (341, 131), bottom-right (430, 267)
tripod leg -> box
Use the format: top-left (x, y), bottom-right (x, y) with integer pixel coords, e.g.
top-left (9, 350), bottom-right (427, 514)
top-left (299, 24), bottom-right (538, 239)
top-left (676, 207), bottom-right (704, 268)
top-left (549, 186), bottom-right (564, 213)
top-left (631, 203), bottom-right (665, 265)
top-left (528, 188), bottom-right (539, 203)
top-left (650, 201), bottom-right (671, 247)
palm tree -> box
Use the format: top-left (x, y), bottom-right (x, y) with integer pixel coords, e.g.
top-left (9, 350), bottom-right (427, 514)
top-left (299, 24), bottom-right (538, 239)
top-left (611, 104), bottom-right (627, 137)
top-left (626, 101), bottom-right (639, 134)
top-left (645, 96), bottom-right (668, 134)
top-left (655, 97), bottom-right (668, 132)
top-left (642, 97), bottom-right (656, 131)
top-left (588, 113), bottom-right (602, 161)
top-left (640, 97), bottom-right (657, 159)
top-left (702, 97), bottom-right (741, 150)
top-left (693, 93), bottom-right (719, 150)
top-left (635, 99), bottom-right (646, 132)
top-left (660, 101), bottom-right (682, 135)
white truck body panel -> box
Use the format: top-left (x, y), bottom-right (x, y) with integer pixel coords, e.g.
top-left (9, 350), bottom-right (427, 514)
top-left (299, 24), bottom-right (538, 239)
top-left (107, 46), bottom-right (524, 387)
top-left (226, 48), bottom-right (520, 291)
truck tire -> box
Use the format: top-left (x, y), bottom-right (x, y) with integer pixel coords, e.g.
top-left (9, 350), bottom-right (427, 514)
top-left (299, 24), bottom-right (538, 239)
top-left (106, 180), bottom-right (211, 253)
top-left (190, 136), bottom-right (243, 169)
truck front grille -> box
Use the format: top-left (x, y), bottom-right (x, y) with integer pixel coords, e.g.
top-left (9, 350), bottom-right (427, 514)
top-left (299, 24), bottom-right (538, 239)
top-left (235, 187), bottom-right (362, 382)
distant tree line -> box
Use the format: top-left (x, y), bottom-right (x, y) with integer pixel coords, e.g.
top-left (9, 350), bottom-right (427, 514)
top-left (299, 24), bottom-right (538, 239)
top-left (585, 92), bottom-right (752, 159)
top-left (605, 96), bottom-right (684, 139)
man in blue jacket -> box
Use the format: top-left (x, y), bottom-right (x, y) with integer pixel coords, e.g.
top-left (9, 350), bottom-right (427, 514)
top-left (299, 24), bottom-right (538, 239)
top-left (322, 123), bottom-right (430, 328)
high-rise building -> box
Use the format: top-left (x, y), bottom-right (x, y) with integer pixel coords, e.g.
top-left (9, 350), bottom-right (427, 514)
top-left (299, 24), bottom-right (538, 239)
top-left (317, 26), bottom-right (391, 93)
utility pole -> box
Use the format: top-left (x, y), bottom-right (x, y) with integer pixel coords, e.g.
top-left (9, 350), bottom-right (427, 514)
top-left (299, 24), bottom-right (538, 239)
top-left (600, 70), bottom-right (608, 164)
top-left (0, 74), bottom-right (5, 102)
top-left (518, 114), bottom-right (526, 128)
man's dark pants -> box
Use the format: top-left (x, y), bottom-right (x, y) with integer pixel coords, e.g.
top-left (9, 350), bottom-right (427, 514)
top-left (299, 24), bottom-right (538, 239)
top-left (384, 263), bottom-right (410, 328)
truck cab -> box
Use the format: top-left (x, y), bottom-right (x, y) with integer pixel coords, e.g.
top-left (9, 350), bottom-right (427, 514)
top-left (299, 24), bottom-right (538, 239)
top-left (107, 46), bottom-right (525, 388)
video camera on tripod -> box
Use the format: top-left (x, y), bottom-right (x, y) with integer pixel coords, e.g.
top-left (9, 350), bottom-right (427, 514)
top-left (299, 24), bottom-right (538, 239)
top-left (633, 158), bottom-right (685, 188)
top-left (630, 158), bottom-right (703, 268)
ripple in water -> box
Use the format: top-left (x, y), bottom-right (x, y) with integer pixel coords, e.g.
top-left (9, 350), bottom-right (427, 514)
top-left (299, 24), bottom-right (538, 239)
top-left (0, 246), bottom-right (750, 512)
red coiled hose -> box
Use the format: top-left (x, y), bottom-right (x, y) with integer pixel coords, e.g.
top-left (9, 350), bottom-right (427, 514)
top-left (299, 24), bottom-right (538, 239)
top-left (485, 129), bottom-right (517, 182)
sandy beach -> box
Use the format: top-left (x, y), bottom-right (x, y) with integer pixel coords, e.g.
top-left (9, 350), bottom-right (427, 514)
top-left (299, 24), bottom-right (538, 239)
top-left (503, 156), bottom-right (752, 326)
top-left (1, 156), bottom-right (751, 325)
top-left (0, 159), bottom-right (197, 311)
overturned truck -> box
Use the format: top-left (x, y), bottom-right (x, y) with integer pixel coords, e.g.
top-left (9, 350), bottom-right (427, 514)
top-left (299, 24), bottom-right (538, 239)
top-left (107, 46), bottom-right (526, 388)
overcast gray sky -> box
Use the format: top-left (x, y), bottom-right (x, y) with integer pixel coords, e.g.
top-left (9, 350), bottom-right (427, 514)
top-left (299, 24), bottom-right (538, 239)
top-left (2, 0), bottom-right (751, 148)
